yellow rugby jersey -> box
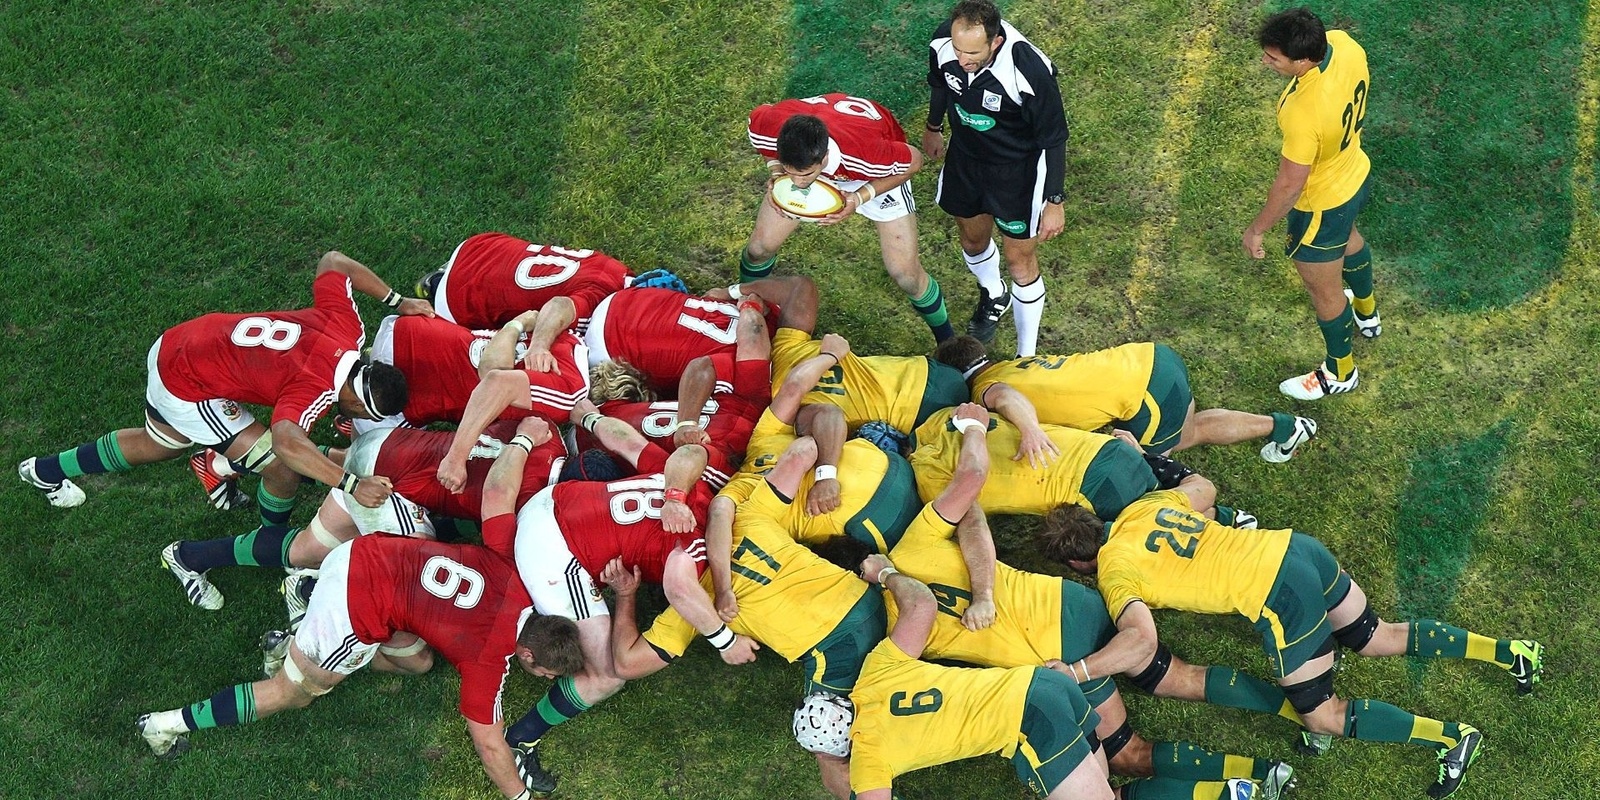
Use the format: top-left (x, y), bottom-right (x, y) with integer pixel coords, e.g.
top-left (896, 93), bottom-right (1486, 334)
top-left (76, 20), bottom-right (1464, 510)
top-left (1097, 490), bottom-right (1292, 622)
top-left (642, 516), bottom-right (868, 660)
top-left (969, 343), bottom-right (1154, 432)
top-left (909, 407), bottom-right (1111, 514)
top-left (763, 327), bottom-right (931, 433)
top-left (848, 638), bottom-right (1032, 794)
top-left (725, 440), bottom-right (895, 546)
top-left (1276, 30), bottom-right (1371, 210)
top-left (886, 506), bottom-right (1065, 666)
top-left (743, 410), bottom-right (796, 471)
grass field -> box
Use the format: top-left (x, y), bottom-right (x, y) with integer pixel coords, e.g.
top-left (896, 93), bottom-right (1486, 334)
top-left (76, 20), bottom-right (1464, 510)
top-left (2, 0), bottom-right (1597, 798)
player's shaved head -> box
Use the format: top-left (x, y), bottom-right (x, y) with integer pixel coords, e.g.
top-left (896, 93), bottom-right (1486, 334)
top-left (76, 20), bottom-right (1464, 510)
top-left (776, 115), bottom-right (830, 171)
top-left (1036, 503), bottom-right (1105, 564)
top-left (1257, 7), bottom-right (1326, 62)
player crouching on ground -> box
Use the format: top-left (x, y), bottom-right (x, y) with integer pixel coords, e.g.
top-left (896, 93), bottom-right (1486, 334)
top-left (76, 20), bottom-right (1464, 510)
top-left (137, 534), bottom-right (582, 800)
top-left (1038, 489), bottom-right (1546, 799)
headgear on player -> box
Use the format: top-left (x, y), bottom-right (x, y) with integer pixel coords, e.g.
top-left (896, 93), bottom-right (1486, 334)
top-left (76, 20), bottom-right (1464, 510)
top-left (792, 692), bottom-right (854, 757)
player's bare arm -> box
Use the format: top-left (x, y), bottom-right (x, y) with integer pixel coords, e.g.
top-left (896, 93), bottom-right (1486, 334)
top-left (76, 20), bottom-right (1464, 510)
top-left (796, 404), bottom-right (846, 516)
top-left (863, 554), bottom-right (936, 658)
top-left (1242, 156), bottom-right (1311, 259)
top-left (955, 506), bottom-right (998, 632)
top-left (437, 371), bottom-right (531, 492)
top-left (571, 398), bottom-right (651, 467)
top-left (523, 296), bottom-right (575, 372)
top-left (270, 418), bottom-right (392, 507)
top-left (770, 333), bottom-right (851, 425)
top-left (980, 383), bottom-right (1060, 468)
top-left (672, 356), bottom-right (717, 448)
top-left (315, 250), bottom-right (435, 318)
top-left (705, 496), bottom-right (739, 622)
top-left (660, 443), bottom-right (709, 533)
top-left (1062, 599), bottom-right (1158, 681)
top-left (600, 559), bottom-right (672, 681)
top-left (819, 147), bottom-right (925, 226)
top-left (480, 313), bottom-right (538, 377)
top-left (662, 548), bottom-right (760, 666)
top-left (465, 718), bottom-right (535, 800)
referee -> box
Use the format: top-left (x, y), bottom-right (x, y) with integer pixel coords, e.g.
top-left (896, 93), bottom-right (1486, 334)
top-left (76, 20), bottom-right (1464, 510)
top-left (924, 0), bottom-right (1067, 357)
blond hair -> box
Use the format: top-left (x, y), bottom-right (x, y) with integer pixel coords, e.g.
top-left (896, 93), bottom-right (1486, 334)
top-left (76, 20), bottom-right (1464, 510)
top-left (588, 360), bottom-right (656, 404)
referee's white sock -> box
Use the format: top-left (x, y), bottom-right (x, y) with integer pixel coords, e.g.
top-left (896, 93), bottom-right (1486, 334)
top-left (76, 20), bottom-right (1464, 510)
top-left (1011, 275), bottom-right (1046, 357)
top-left (962, 241), bottom-right (1006, 297)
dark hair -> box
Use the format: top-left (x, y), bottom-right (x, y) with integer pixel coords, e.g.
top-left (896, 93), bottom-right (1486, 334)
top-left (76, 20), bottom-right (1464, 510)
top-left (519, 614), bottom-right (585, 675)
top-left (776, 115), bottom-right (830, 170)
top-left (811, 536), bottom-right (877, 573)
top-left (365, 362), bottom-right (409, 418)
top-left (1036, 503), bottom-right (1105, 564)
top-left (1257, 7), bottom-right (1327, 62)
top-left (950, 0), bottom-right (1002, 40)
top-left (414, 267), bottom-right (445, 301)
top-left (932, 335), bottom-right (990, 378)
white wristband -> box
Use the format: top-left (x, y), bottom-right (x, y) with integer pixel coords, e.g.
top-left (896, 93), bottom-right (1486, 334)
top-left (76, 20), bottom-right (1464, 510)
top-left (727, 283), bottom-right (744, 301)
top-left (814, 464), bottom-right (838, 482)
top-left (509, 435), bottom-right (535, 454)
top-left (875, 565), bottom-right (899, 585)
top-left (952, 417), bottom-right (986, 435)
top-left (705, 625), bottom-right (736, 652)
top-left (676, 419), bottom-right (700, 429)
top-left (1076, 658), bottom-right (1091, 682)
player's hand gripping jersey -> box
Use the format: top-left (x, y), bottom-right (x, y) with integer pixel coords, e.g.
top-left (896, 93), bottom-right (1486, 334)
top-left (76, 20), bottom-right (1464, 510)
top-left (363, 421), bottom-right (567, 521)
top-left (155, 270), bottom-right (366, 430)
top-left (382, 315), bottom-right (589, 426)
top-left (430, 232), bottom-right (631, 330)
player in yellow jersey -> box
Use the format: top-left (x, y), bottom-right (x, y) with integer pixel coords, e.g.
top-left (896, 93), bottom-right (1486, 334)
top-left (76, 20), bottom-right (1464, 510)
top-left (1038, 489), bottom-right (1547, 799)
top-left (934, 335), bottom-right (1317, 464)
top-left (1244, 9), bottom-right (1381, 400)
top-left (817, 554), bottom-right (1262, 800)
top-left (604, 513), bottom-right (884, 799)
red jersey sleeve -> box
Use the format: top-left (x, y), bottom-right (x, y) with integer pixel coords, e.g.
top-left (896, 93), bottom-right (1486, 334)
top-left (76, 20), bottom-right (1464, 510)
top-left (480, 513), bottom-right (518, 559)
top-left (309, 271), bottom-right (366, 346)
top-left (747, 103), bottom-right (783, 160)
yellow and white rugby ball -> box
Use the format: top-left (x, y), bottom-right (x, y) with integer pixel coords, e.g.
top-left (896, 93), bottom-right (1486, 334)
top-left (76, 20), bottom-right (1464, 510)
top-left (772, 176), bottom-right (847, 221)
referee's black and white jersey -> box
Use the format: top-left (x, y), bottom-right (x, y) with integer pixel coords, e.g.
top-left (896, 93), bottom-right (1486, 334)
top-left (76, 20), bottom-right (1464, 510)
top-left (927, 19), bottom-right (1068, 164)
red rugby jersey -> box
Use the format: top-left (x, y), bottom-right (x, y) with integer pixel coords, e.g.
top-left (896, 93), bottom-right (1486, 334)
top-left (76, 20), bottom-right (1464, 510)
top-left (435, 232), bottom-right (631, 330)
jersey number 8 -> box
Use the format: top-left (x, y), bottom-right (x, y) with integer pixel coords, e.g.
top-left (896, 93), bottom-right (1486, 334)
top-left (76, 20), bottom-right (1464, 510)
top-left (230, 317), bottom-right (302, 351)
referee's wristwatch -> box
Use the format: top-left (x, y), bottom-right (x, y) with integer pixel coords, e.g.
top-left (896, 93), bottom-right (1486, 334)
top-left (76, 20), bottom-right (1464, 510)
top-left (1045, 192), bottom-right (1065, 205)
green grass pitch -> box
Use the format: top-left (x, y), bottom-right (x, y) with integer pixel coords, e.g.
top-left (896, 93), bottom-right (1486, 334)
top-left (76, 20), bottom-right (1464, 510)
top-left (2, 0), bottom-right (1596, 797)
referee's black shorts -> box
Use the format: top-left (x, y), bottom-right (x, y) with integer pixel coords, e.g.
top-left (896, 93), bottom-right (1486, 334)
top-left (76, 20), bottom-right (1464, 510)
top-left (935, 149), bottom-right (1047, 240)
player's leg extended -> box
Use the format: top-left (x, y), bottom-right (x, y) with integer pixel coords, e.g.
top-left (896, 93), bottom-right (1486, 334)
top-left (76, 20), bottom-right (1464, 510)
top-left (1341, 226), bottom-right (1381, 337)
top-left (954, 214), bottom-right (1012, 344)
top-left (1133, 644), bottom-right (1301, 726)
top-left (875, 214), bottom-right (954, 342)
top-left (220, 426), bottom-right (298, 530)
top-left (740, 197), bottom-right (802, 281)
top-left (137, 640), bottom-right (348, 758)
top-left (1327, 574), bottom-right (1542, 694)
top-left (999, 233), bottom-right (1046, 357)
top-left (1093, 685), bottom-right (1280, 786)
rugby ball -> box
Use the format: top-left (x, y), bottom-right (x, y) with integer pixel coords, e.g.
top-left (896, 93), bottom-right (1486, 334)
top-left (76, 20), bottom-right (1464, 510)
top-left (772, 176), bottom-right (847, 221)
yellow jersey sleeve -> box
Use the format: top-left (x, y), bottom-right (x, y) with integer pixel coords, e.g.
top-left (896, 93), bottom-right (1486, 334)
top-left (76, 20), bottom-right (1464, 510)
top-left (911, 408), bottom-right (1110, 515)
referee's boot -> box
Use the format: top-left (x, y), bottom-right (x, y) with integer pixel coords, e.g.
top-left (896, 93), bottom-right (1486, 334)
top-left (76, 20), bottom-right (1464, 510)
top-left (966, 285), bottom-right (1011, 344)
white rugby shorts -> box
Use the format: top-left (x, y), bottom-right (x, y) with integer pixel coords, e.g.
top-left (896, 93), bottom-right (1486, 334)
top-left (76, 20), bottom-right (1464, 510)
top-left (834, 177), bottom-right (915, 223)
top-left (513, 486), bottom-right (608, 621)
top-left (145, 337), bottom-right (257, 447)
top-left (293, 540), bottom-right (381, 676)
top-left (331, 427), bottom-right (436, 539)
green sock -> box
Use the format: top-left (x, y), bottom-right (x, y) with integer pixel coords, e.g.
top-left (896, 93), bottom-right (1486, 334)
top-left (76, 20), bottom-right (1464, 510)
top-left (505, 674), bottom-right (591, 745)
top-left (1342, 244), bottom-right (1375, 313)
top-left (181, 683), bottom-right (256, 730)
top-left (1318, 306), bottom-right (1356, 380)
top-left (1409, 620), bottom-right (1511, 667)
top-left (1344, 698), bottom-right (1464, 749)
top-left (1204, 666), bottom-right (1300, 724)
top-left (909, 277), bottom-right (956, 341)
top-left (1150, 741), bottom-right (1266, 782)
top-left (258, 486), bottom-right (295, 528)
top-left (229, 525), bottom-right (296, 568)
top-left (1268, 411), bottom-right (1296, 443)
top-left (738, 247), bottom-right (776, 282)
top-left (1122, 777), bottom-right (1228, 800)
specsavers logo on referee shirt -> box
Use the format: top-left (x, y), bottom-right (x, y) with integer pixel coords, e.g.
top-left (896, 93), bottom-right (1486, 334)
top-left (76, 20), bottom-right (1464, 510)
top-left (956, 107), bottom-right (996, 131)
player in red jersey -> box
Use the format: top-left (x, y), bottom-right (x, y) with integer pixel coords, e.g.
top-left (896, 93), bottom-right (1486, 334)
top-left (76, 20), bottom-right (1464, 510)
top-left (434, 305), bottom-right (593, 492)
top-left (414, 232), bottom-right (633, 331)
top-left (476, 399), bottom-right (760, 793)
top-left (372, 313), bottom-right (590, 430)
top-left (741, 93), bottom-right (953, 343)
top-left (21, 254), bottom-right (424, 573)
top-left (577, 296), bottom-right (775, 488)
top-left (137, 533), bottom-right (584, 800)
